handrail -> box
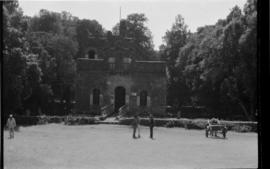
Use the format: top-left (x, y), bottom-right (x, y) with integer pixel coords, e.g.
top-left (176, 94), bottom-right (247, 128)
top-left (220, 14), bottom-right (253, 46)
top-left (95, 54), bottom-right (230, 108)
top-left (119, 104), bottom-right (127, 111)
top-left (118, 104), bottom-right (128, 117)
top-left (101, 104), bottom-right (113, 111)
top-left (101, 104), bottom-right (114, 117)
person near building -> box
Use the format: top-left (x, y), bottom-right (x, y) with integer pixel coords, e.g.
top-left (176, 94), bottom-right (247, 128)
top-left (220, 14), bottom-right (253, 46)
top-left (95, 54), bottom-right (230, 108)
top-left (149, 113), bottom-right (155, 139)
top-left (137, 114), bottom-right (141, 138)
top-left (132, 115), bottom-right (139, 139)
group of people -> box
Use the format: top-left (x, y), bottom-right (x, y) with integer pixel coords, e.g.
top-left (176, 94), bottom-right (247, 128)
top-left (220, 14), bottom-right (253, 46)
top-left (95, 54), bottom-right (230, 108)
top-left (132, 113), bottom-right (155, 139)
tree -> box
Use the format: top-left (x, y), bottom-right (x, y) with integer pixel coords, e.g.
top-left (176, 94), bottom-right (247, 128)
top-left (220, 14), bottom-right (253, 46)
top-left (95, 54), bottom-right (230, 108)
top-left (112, 13), bottom-right (156, 60)
top-left (29, 9), bottom-right (62, 34)
top-left (162, 15), bottom-right (190, 62)
top-left (160, 14), bottom-right (190, 106)
top-left (22, 9), bottom-right (80, 114)
top-left (220, 1), bottom-right (257, 120)
top-left (171, 2), bottom-right (257, 120)
top-left (3, 0), bottom-right (28, 115)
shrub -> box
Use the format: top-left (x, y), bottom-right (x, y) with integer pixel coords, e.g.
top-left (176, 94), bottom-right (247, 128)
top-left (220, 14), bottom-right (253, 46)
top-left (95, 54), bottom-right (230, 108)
top-left (165, 121), bottom-right (174, 128)
top-left (65, 116), bottom-right (96, 125)
top-left (231, 125), bottom-right (253, 133)
top-left (119, 118), bottom-right (257, 133)
top-left (119, 118), bottom-right (133, 125)
top-left (47, 116), bottom-right (64, 123)
top-left (221, 121), bottom-right (257, 132)
top-left (15, 116), bottom-right (39, 126)
top-left (37, 116), bottom-right (49, 125)
top-left (99, 116), bottom-right (106, 121)
top-left (191, 119), bottom-right (208, 129)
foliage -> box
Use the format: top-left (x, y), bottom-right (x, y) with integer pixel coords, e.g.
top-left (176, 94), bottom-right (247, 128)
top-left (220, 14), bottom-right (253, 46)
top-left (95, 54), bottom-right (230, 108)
top-left (3, 1), bottom-right (28, 115)
top-left (112, 13), bottom-right (156, 60)
top-left (165, 0), bottom-right (257, 120)
top-left (159, 14), bottom-right (190, 107)
top-left (3, 2), bottom-right (78, 115)
top-left (3, 0), bottom-right (257, 121)
top-left (64, 116), bottom-right (97, 125)
top-left (118, 118), bottom-right (257, 132)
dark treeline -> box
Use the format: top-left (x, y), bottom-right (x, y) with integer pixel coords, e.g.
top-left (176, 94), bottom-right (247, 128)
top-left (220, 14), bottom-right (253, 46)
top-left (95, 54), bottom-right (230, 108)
top-left (160, 0), bottom-right (257, 121)
top-left (3, 0), bottom-right (257, 121)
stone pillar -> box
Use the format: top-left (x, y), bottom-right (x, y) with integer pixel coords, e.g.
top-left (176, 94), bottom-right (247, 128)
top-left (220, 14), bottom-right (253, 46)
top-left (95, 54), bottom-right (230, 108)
top-left (147, 96), bottom-right (151, 107)
top-left (90, 93), bottom-right (93, 106)
top-left (136, 95), bottom-right (140, 106)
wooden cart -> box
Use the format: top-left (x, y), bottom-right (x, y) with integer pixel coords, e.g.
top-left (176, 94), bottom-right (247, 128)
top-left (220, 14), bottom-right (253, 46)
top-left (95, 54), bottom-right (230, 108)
top-left (205, 124), bottom-right (227, 138)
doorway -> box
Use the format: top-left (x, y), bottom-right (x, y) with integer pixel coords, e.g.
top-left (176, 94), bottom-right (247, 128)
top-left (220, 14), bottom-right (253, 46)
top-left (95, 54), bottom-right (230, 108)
top-left (114, 86), bottom-right (126, 113)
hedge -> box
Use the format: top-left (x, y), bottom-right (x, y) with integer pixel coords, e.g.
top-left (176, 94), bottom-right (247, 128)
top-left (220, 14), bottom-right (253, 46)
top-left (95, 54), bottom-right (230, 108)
top-left (12, 116), bottom-right (39, 126)
top-left (119, 118), bottom-right (257, 132)
top-left (64, 116), bottom-right (97, 125)
top-left (4, 115), bottom-right (257, 133)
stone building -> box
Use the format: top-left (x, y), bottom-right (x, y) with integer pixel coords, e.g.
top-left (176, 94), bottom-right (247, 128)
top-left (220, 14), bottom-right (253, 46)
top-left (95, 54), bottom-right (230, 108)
top-left (75, 24), bottom-right (167, 116)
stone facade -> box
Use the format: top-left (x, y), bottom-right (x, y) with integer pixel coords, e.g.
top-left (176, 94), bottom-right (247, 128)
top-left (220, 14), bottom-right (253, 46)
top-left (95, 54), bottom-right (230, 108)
top-left (75, 23), bottom-right (167, 116)
top-left (75, 57), bottom-right (167, 116)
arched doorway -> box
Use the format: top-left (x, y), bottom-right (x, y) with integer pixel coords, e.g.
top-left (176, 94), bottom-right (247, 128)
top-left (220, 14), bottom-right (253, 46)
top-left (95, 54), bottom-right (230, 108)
top-left (114, 86), bottom-right (125, 112)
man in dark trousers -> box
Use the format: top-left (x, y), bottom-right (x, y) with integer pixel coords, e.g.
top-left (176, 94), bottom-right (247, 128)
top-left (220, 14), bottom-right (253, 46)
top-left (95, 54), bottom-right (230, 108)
top-left (132, 115), bottom-right (139, 139)
top-left (149, 113), bottom-right (154, 139)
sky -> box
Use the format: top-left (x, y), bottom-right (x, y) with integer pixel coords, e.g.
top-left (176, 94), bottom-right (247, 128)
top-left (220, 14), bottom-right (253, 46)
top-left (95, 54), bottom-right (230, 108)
top-left (18, 0), bottom-right (246, 50)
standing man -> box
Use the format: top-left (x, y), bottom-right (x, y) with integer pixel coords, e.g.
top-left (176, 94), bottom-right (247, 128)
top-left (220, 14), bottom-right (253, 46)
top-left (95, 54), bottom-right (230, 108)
top-left (137, 114), bottom-right (141, 138)
top-left (6, 114), bottom-right (16, 139)
top-left (149, 113), bottom-right (154, 139)
top-left (132, 115), bottom-right (139, 139)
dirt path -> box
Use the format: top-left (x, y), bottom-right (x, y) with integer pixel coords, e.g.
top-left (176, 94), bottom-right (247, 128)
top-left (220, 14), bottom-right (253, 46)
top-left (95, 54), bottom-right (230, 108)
top-left (4, 124), bottom-right (258, 169)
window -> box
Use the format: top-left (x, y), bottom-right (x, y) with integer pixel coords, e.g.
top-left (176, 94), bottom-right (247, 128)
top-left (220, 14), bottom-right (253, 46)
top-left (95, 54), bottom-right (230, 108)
top-left (108, 57), bottom-right (115, 70)
top-left (88, 49), bottom-right (96, 59)
top-left (140, 90), bottom-right (147, 106)
top-left (93, 89), bottom-right (100, 106)
top-left (123, 57), bottom-right (131, 70)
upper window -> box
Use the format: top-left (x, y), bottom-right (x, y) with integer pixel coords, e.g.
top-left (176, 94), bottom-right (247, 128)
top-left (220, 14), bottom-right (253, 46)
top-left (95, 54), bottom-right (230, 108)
top-left (108, 57), bottom-right (115, 70)
top-left (88, 49), bottom-right (96, 59)
top-left (123, 57), bottom-right (131, 70)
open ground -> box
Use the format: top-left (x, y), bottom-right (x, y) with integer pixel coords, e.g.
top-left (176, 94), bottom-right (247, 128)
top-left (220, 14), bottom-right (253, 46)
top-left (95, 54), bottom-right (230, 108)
top-left (4, 124), bottom-right (258, 169)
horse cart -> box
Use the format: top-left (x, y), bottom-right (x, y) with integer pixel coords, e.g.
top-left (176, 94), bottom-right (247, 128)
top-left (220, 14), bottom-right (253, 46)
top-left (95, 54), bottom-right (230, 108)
top-left (205, 124), bottom-right (227, 138)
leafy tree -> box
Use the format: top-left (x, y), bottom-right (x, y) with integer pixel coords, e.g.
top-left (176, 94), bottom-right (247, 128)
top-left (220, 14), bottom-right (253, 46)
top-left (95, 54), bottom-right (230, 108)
top-left (3, 0), bottom-right (28, 115)
top-left (162, 15), bottom-right (190, 62)
top-left (160, 14), bottom-right (190, 106)
top-left (29, 9), bottom-right (62, 34)
top-left (25, 10), bottom-right (79, 114)
top-left (220, 1), bottom-right (257, 120)
top-left (112, 13), bottom-right (156, 60)
top-left (175, 2), bottom-right (256, 120)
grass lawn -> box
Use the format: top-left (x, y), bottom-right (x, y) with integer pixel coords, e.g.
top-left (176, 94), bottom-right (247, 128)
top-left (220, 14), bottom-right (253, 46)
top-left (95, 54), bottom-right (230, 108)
top-left (4, 124), bottom-right (258, 169)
